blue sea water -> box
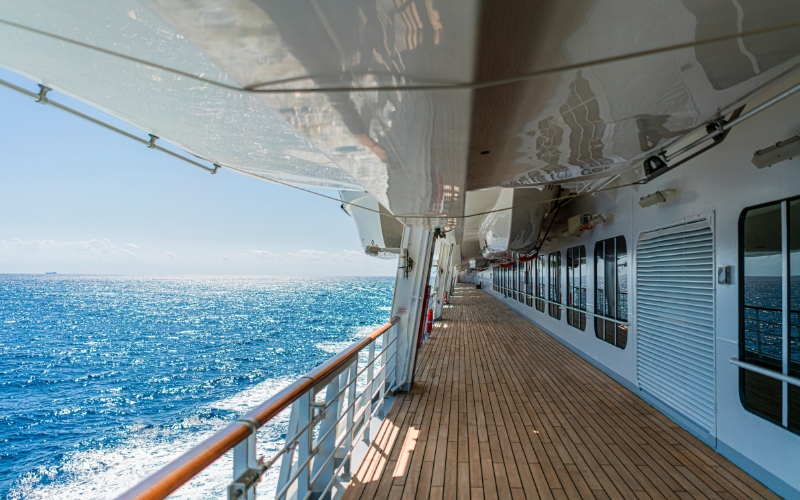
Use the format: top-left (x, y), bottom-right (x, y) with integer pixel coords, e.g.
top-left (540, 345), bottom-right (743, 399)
top-left (0, 275), bottom-right (394, 499)
top-left (742, 276), bottom-right (800, 366)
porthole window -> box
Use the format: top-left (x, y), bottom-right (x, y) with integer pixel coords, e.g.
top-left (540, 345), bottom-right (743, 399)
top-left (595, 236), bottom-right (628, 349)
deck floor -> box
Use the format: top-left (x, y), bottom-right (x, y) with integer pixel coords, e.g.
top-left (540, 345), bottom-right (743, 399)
top-left (342, 285), bottom-right (779, 500)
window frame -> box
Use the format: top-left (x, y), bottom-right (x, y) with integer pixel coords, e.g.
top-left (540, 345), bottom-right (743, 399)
top-left (548, 251), bottom-right (562, 320)
top-left (535, 254), bottom-right (546, 312)
top-left (594, 236), bottom-right (628, 349)
top-left (738, 195), bottom-right (800, 434)
top-left (526, 260), bottom-right (534, 307)
top-left (567, 245), bottom-right (587, 331)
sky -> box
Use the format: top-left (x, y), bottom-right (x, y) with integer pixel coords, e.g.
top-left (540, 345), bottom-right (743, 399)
top-left (0, 68), bottom-right (397, 276)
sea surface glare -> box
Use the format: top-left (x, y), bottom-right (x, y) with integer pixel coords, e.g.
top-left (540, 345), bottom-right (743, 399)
top-left (0, 275), bottom-right (395, 499)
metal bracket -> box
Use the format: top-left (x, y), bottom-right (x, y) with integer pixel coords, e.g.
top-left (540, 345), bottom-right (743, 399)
top-left (310, 400), bottom-right (326, 420)
top-left (147, 134), bottom-right (158, 149)
top-left (226, 417), bottom-right (266, 500)
top-left (212, 163), bottom-right (221, 174)
top-left (643, 106), bottom-right (744, 181)
top-left (35, 85), bottom-right (50, 104)
top-left (398, 248), bottom-right (414, 279)
top-left (227, 461), bottom-right (265, 500)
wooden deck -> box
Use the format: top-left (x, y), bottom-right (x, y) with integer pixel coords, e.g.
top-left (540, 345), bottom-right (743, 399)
top-left (342, 285), bottom-right (779, 500)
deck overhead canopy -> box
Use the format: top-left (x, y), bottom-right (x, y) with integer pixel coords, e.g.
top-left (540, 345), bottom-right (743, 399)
top-left (2, 0), bottom-right (800, 230)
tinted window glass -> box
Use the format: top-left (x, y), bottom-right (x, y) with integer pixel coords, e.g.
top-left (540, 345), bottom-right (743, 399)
top-left (536, 255), bottom-right (546, 312)
top-left (595, 236), bottom-right (627, 349)
top-left (549, 252), bottom-right (561, 319)
top-left (741, 202), bottom-right (783, 425)
top-left (740, 197), bottom-right (800, 434)
top-left (567, 246), bottom-right (586, 331)
top-left (790, 200), bottom-right (800, 432)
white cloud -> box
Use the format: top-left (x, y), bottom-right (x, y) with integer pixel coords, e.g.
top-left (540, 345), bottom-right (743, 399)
top-left (243, 249), bottom-right (282, 260)
top-left (297, 249), bottom-right (329, 261)
top-left (0, 238), bottom-right (396, 275)
top-left (340, 249), bottom-right (368, 263)
top-left (291, 249), bottom-right (378, 264)
top-left (0, 238), bottom-right (136, 261)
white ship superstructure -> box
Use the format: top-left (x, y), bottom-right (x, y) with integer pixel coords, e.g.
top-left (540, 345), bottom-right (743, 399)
top-left (1, 1), bottom-right (799, 498)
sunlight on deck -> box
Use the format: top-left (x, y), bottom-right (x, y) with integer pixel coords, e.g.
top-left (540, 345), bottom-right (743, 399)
top-left (343, 285), bottom-right (778, 500)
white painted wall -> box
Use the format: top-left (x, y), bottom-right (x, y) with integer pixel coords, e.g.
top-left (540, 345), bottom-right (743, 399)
top-left (473, 80), bottom-right (800, 496)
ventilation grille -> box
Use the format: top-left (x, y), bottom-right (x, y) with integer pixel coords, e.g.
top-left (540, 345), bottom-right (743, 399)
top-left (636, 219), bottom-right (715, 432)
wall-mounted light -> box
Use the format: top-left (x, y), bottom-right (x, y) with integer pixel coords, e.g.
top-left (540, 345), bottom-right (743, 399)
top-left (752, 134), bottom-right (800, 169)
top-left (638, 189), bottom-right (674, 208)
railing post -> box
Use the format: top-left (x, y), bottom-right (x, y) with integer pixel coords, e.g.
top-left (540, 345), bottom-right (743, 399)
top-left (337, 361), bottom-right (358, 480)
top-left (362, 342), bottom-right (376, 445)
top-left (228, 427), bottom-right (259, 500)
top-left (377, 327), bottom-right (390, 418)
top-left (296, 391), bottom-right (311, 500)
top-left (276, 401), bottom-right (300, 497)
top-left (310, 377), bottom-right (339, 500)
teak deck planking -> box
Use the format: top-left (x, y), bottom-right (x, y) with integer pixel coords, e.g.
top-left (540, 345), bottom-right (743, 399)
top-left (342, 285), bottom-right (779, 500)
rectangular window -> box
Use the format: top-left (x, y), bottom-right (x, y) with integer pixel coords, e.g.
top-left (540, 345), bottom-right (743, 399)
top-left (535, 254), bottom-right (546, 312)
top-left (567, 245), bottom-right (587, 331)
top-left (511, 262), bottom-right (515, 298)
top-left (595, 236), bottom-right (628, 349)
top-left (740, 197), bottom-right (800, 433)
top-left (499, 266), bottom-right (503, 295)
top-left (549, 251), bottom-right (562, 320)
top-left (526, 260), bottom-right (534, 307)
top-left (511, 263), bottom-right (515, 299)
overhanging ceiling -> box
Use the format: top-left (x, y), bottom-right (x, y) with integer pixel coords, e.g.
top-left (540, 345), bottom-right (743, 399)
top-left (1, 0), bottom-right (799, 231)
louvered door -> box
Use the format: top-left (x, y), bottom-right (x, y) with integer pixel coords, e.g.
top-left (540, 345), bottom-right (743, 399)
top-left (636, 219), bottom-right (715, 433)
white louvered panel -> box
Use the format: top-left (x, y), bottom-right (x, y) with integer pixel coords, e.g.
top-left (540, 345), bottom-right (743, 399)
top-left (636, 219), bottom-right (715, 433)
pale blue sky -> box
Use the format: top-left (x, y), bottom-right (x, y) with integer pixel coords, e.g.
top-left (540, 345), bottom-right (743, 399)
top-left (0, 67), bottom-right (396, 275)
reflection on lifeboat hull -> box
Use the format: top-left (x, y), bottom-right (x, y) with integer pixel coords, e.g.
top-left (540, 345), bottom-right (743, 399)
top-left (479, 188), bottom-right (551, 259)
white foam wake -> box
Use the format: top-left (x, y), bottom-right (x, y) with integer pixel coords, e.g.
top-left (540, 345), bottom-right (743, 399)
top-left (8, 377), bottom-right (297, 500)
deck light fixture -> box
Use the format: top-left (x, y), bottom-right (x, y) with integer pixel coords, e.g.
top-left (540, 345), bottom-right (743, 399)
top-left (638, 189), bottom-right (674, 208)
top-left (752, 134), bottom-right (800, 168)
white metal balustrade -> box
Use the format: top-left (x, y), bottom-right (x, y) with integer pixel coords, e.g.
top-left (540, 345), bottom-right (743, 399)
top-left (116, 316), bottom-right (400, 500)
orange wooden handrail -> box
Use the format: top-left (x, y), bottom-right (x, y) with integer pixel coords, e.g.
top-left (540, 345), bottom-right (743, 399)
top-left (116, 316), bottom-right (400, 500)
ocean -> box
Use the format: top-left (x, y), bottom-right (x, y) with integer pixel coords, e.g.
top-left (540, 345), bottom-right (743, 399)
top-left (0, 275), bottom-right (394, 499)
top-left (742, 276), bottom-right (799, 367)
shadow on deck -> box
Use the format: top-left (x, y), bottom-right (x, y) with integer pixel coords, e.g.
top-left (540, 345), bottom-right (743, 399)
top-left (342, 285), bottom-right (778, 500)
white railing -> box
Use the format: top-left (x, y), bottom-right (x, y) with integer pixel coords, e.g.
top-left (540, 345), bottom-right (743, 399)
top-left (117, 317), bottom-right (400, 500)
top-left (729, 358), bottom-right (800, 388)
